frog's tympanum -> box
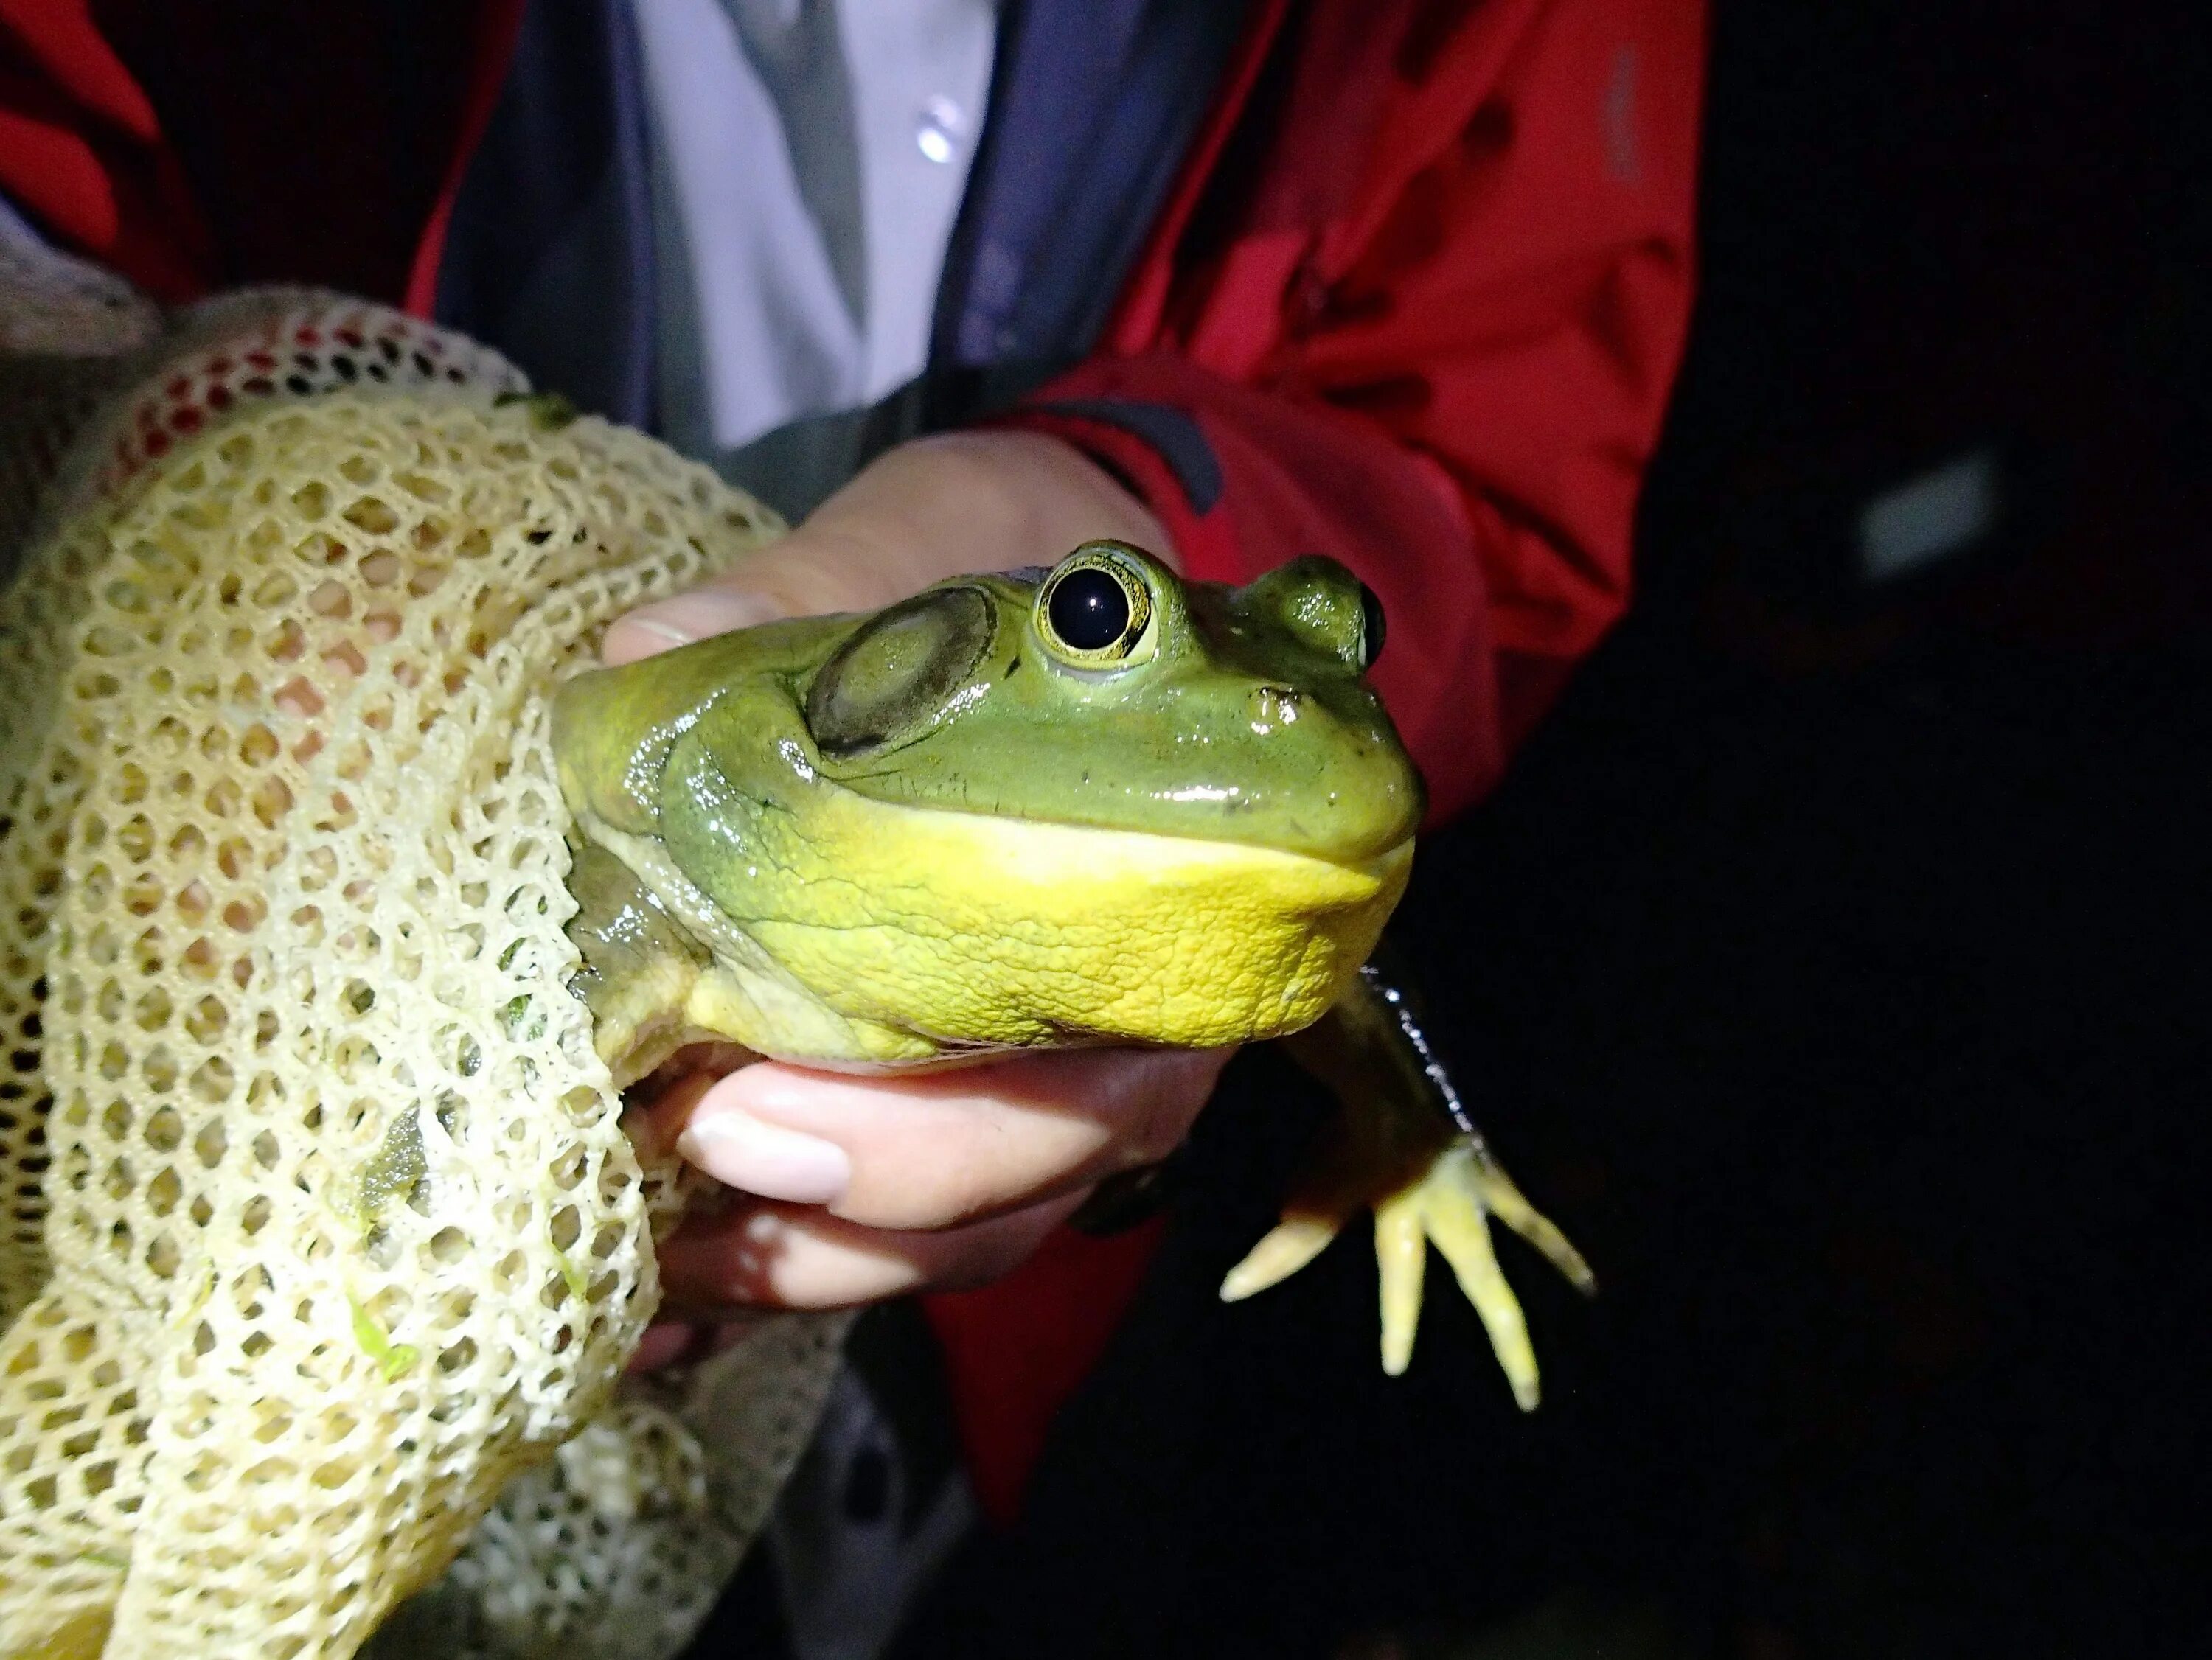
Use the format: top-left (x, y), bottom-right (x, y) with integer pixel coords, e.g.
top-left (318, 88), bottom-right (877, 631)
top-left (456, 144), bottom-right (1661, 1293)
top-left (554, 540), bottom-right (1592, 1397)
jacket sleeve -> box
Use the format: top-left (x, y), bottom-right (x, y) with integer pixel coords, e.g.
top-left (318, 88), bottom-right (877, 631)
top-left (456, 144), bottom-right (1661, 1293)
top-left (1005, 0), bottom-right (1705, 824)
top-left (0, 0), bottom-right (210, 299)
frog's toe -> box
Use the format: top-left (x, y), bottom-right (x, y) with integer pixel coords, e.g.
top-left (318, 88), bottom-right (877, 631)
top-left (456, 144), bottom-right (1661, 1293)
top-left (1388, 1141), bottom-right (1597, 1406)
top-left (1467, 1148), bottom-right (1598, 1296)
top-left (1373, 1188), bottom-right (1428, 1375)
top-left (1220, 1208), bottom-right (1347, 1302)
top-left (1419, 1145), bottom-right (1540, 1406)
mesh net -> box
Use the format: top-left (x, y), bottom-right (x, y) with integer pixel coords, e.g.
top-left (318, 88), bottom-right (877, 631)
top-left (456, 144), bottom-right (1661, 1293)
top-left (0, 292), bottom-right (844, 1659)
top-left (372, 1314), bottom-right (849, 1660)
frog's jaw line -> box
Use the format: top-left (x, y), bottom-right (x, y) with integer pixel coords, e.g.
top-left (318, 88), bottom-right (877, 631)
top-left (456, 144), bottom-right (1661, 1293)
top-left (658, 775), bottom-right (1415, 1059)
top-left (574, 812), bottom-right (942, 1068)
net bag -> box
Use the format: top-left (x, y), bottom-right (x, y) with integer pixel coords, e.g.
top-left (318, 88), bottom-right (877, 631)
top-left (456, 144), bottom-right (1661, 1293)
top-left (0, 290), bottom-right (844, 1659)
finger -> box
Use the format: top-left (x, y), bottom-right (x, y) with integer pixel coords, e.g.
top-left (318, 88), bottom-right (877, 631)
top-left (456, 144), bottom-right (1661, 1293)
top-left (625, 1317), bottom-right (761, 1374)
top-left (627, 1323), bottom-right (697, 1373)
top-left (1374, 1192), bottom-right (1428, 1377)
top-left (655, 1190), bottom-right (1088, 1311)
top-left (673, 1047), bottom-right (1229, 1230)
top-left (602, 433), bottom-right (1173, 664)
top-left (624, 1067), bottom-right (720, 1165)
top-left (602, 581), bottom-right (787, 666)
top-left (601, 527), bottom-right (908, 666)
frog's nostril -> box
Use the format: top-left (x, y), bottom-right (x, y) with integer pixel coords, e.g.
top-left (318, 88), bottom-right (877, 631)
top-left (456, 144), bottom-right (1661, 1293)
top-left (1248, 685), bottom-right (1304, 732)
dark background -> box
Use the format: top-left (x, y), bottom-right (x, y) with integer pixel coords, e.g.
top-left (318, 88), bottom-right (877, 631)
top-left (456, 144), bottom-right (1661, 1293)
top-left (894, 4), bottom-right (2212, 1656)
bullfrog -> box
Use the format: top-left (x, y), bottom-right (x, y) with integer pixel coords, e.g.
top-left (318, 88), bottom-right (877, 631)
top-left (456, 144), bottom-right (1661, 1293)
top-left (552, 538), bottom-right (1592, 1399)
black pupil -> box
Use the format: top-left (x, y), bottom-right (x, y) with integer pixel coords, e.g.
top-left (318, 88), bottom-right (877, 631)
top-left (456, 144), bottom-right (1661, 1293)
top-left (1048, 568), bottom-right (1132, 652)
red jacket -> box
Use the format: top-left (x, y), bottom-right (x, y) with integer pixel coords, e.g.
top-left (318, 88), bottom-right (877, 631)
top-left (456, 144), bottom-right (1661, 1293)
top-left (1, 0), bottom-right (1703, 1521)
top-left (1020, 0), bottom-right (1704, 818)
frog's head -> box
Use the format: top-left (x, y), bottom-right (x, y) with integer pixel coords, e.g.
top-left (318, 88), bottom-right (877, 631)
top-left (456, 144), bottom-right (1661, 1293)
top-left (554, 544), bottom-right (1424, 1063)
top-left (796, 541), bottom-right (1422, 859)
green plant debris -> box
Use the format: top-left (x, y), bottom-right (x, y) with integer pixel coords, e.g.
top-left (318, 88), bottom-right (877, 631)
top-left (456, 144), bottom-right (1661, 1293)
top-left (349, 1297), bottom-right (420, 1382)
top-left (494, 390), bottom-right (578, 430)
top-left (501, 994), bottom-right (546, 1043)
top-left (550, 1241), bottom-right (591, 1302)
top-left (353, 1109), bottom-right (426, 1227)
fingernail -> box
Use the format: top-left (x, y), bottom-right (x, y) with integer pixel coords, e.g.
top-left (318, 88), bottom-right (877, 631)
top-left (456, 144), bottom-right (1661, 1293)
top-left (619, 615), bottom-right (701, 651)
top-left (627, 1322), bottom-right (698, 1374)
top-left (615, 589), bottom-right (782, 653)
top-left (678, 1109), bottom-right (851, 1204)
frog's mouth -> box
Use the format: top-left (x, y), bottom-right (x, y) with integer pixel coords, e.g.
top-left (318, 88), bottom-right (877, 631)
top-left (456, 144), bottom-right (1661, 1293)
top-left (577, 775), bottom-right (1414, 1071)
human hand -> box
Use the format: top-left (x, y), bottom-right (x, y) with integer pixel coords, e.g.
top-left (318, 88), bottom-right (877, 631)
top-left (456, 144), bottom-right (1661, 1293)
top-left (603, 430), bottom-right (1169, 666)
top-left (605, 432), bottom-right (1228, 1356)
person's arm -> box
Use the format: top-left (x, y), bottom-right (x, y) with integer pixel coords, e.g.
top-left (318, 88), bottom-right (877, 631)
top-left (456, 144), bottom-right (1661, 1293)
top-left (0, 0), bottom-right (208, 300)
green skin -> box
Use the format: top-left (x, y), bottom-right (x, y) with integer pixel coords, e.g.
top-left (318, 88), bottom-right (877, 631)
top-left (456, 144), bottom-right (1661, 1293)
top-left (554, 543), bottom-right (1422, 868)
top-left (550, 542), bottom-right (1588, 1395)
top-left (552, 542), bottom-right (1423, 1075)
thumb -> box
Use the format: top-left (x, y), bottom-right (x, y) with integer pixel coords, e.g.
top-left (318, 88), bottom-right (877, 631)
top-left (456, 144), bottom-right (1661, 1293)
top-left (600, 431), bottom-right (1169, 667)
top-left (599, 526), bottom-right (905, 667)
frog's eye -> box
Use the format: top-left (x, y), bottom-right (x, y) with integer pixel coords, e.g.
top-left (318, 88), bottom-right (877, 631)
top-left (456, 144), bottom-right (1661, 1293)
top-left (1237, 557), bottom-right (1380, 673)
top-left (1047, 568), bottom-right (1134, 649)
top-left (1357, 582), bottom-right (1387, 670)
top-left (1035, 548), bottom-right (1155, 667)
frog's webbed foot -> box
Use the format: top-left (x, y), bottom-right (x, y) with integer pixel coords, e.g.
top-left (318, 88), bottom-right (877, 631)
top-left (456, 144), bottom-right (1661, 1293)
top-left (1221, 1123), bottom-right (1591, 1403)
top-left (1221, 963), bottom-right (1594, 1405)
top-left (1376, 1138), bottom-right (1592, 1401)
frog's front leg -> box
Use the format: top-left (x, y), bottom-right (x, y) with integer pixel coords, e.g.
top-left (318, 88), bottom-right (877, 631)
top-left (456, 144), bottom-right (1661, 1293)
top-left (566, 839), bottom-right (712, 1086)
top-left (1222, 963), bottom-right (1595, 1405)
